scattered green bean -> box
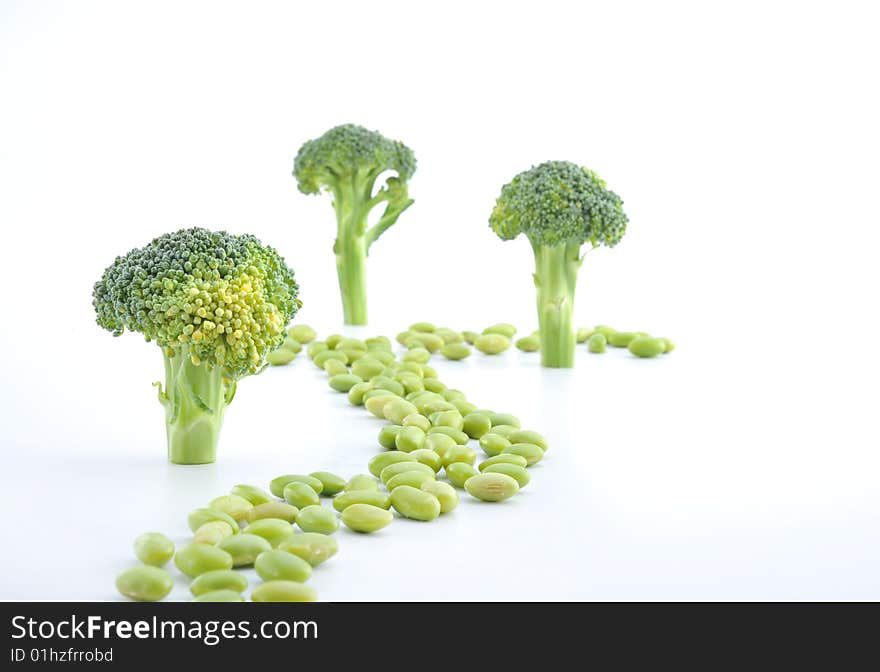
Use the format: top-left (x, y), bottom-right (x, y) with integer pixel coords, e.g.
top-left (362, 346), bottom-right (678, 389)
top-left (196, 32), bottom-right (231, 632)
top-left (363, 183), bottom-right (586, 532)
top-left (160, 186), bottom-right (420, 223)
top-left (502, 442), bottom-right (544, 466)
top-left (464, 472), bottom-right (520, 502)
top-left (116, 565), bottom-right (173, 602)
top-left (474, 333), bottom-right (511, 355)
top-left (190, 569), bottom-right (248, 596)
top-left (245, 502), bottom-right (299, 524)
top-left (390, 485), bottom-right (441, 522)
top-left (244, 518), bottom-right (295, 547)
top-left (332, 490), bottom-right (391, 512)
top-left (419, 481), bottom-right (459, 513)
top-left (296, 505), bottom-right (339, 535)
top-left (251, 581), bottom-right (317, 602)
top-left (515, 335), bottom-right (540, 352)
top-left (133, 533), bottom-right (175, 567)
top-left (283, 482), bottom-right (320, 508)
top-left (345, 474), bottom-right (380, 492)
top-left (310, 471), bottom-right (347, 497)
top-left (278, 533), bottom-right (338, 566)
top-left (218, 533), bottom-right (272, 567)
top-left (483, 463), bottom-right (530, 488)
top-left (587, 332), bottom-right (607, 353)
top-left (446, 462), bottom-right (479, 488)
top-left (479, 454), bottom-right (528, 471)
top-left (230, 484), bottom-right (273, 506)
top-left (628, 335), bottom-right (666, 358)
top-left (174, 543), bottom-right (234, 578)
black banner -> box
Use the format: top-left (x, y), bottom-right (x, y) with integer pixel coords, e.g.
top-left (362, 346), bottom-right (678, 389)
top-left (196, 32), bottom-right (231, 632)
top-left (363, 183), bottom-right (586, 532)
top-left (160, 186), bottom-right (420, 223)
top-left (2, 602), bottom-right (876, 666)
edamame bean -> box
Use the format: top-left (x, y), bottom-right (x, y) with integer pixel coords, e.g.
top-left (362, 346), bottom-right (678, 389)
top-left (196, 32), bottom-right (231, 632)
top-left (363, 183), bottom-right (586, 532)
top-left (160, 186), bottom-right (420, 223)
top-left (576, 327), bottom-right (593, 343)
top-left (502, 442), bottom-right (544, 466)
top-left (174, 543), bottom-right (234, 578)
top-left (384, 398), bottom-right (418, 424)
top-left (482, 323), bottom-right (517, 338)
top-left (310, 471), bottom-right (347, 497)
top-left (278, 533), bottom-right (338, 566)
top-left (628, 335), bottom-right (666, 358)
top-left (435, 328), bottom-right (464, 345)
top-left (267, 348), bottom-right (297, 366)
top-left (347, 381), bottom-right (374, 405)
top-left (209, 495), bottom-right (253, 522)
top-left (272, 474), bottom-right (324, 497)
top-left (218, 534), bottom-right (272, 567)
top-left (323, 358), bottom-right (349, 376)
top-left (409, 448), bottom-right (443, 472)
top-left (483, 463), bottom-right (530, 488)
top-left (255, 549), bottom-right (313, 583)
top-left (329, 373), bottom-right (363, 392)
top-left (352, 357), bottom-right (385, 380)
top-left (288, 325), bottom-right (317, 343)
top-left (372, 377), bottom-right (406, 397)
top-left (587, 332), bottom-right (607, 353)
top-left (313, 349), bottom-right (348, 368)
top-left (593, 325), bottom-right (616, 339)
top-left (409, 322), bottom-right (436, 333)
top-left (307, 340), bottom-right (328, 359)
top-left (507, 430), bottom-right (548, 452)
top-left (345, 474), bottom-right (380, 492)
top-left (390, 485), bottom-right (441, 522)
top-left (488, 412), bottom-right (521, 428)
top-left (116, 565), bottom-right (173, 602)
top-left (244, 518), bottom-right (295, 547)
top-left (441, 445), bottom-right (477, 467)
top-left (365, 336), bottom-right (392, 351)
top-left (661, 337), bottom-right (675, 353)
top-left (410, 333), bottom-right (445, 353)
top-left (425, 433), bottom-right (457, 459)
top-left (378, 424), bottom-right (403, 449)
top-left (462, 412), bottom-right (492, 439)
top-left (386, 470), bottom-right (435, 490)
top-left (194, 590), bottom-right (245, 602)
top-left (427, 426), bottom-right (470, 445)
top-left (441, 343), bottom-right (471, 360)
top-left (251, 581), bottom-right (317, 602)
top-left (338, 337), bottom-right (366, 352)
top-left (133, 533), bottom-right (174, 567)
top-left (515, 336), bottom-right (540, 352)
top-left (422, 379), bottom-right (446, 393)
top-left (474, 333), bottom-right (510, 354)
top-left (341, 504), bottom-right (394, 533)
top-left (245, 502), bottom-right (299, 524)
top-left (607, 331), bottom-right (642, 347)
top-left (365, 394), bottom-right (396, 418)
top-left (462, 330), bottom-right (479, 344)
top-left (283, 482), bottom-right (320, 508)
top-left (418, 398), bottom-right (456, 415)
top-left (479, 433), bottom-right (511, 457)
top-left (230, 484), bottom-right (273, 506)
top-left (380, 460), bottom-right (434, 484)
top-left (489, 425), bottom-right (519, 439)
top-left (282, 336), bottom-right (303, 353)
top-left (402, 413), bottom-right (431, 432)
top-left (187, 508), bottom-right (239, 535)
top-left (368, 452), bottom-right (414, 478)
top-left (395, 425), bottom-right (426, 453)
top-left (397, 375), bottom-right (424, 396)
top-left (432, 410), bottom-right (464, 431)
top-left (419, 481), bottom-right (459, 513)
top-left (403, 347), bottom-right (431, 364)
top-left (190, 569), bottom-right (248, 596)
top-left (479, 454), bottom-right (528, 471)
top-left (193, 521), bottom-right (236, 545)
top-left (325, 334), bottom-right (344, 349)
top-left (332, 490), bottom-right (391, 512)
top-left (446, 462), bottom-right (479, 488)
top-left (451, 399), bottom-right (478, 416)
top-left (296, 505), bottom-right (339, 534)
top-left (464, 472), bottom-right (520, 502)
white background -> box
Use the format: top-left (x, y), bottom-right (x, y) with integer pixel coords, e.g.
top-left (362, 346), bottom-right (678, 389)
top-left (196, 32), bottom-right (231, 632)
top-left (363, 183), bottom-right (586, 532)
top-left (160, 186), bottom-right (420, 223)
top-left (1, 0), bottom-right (879, 600)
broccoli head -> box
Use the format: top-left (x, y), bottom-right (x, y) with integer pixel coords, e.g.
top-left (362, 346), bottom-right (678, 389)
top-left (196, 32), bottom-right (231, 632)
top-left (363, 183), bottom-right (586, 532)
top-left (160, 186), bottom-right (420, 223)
top-left (489, 161), bottom-right (628, 367)
top-left (293, 123), bottom-right (416, 325)
top-left (93, 228), bottom-right (301, 463)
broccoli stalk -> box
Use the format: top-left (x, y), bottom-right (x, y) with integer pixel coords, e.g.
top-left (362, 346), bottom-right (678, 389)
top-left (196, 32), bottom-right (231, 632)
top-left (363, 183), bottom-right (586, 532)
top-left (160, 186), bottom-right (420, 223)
top-left (490, 161), bottom-right (628, 368)
top-left (295, 124), bottom-right (416, 325)
top-left (93, 228), bottom-right (300, 464)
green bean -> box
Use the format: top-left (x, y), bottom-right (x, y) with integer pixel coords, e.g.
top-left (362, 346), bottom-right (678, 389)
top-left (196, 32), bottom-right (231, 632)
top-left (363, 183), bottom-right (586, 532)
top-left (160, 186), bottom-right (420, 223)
top-left (515, 335), bottom-right (540, 352)
top-left (310, 471), bottom-right (347, 497)
top-left (431, 409), bottom-right (464, 431)
top-left (441, 343), bottom-right (471, 360)
top-left (378, 424), bottom-right (403, 449)
top-left (488, 425), bottom-right (519, 440)
top-left (502, 442), bottom-right (544, 466)
top-left (396, 330), bottom-right (414, 346)
top-left (399, 361), bottom-right (425, 377)
top-left (660, 337), bottom-right (675, 353)
top-left (329, 373), bottom-right (362, 392)
top-left (322, 358), bottom-right (349, 377)
top-left (243, 518), bottom-right (295, 547)
top-left (384, 398), bottom-right (419, 424)
top-left (371, 350), bottom-right (397, 365)
top-left (313, 349), bottom-right (348, 368)
top-left (208, 495), bottom-right (253, 522)
top-left (347, 381), bottom-right (374, 405)
top-left (365, 335), bottom-right (392, 351)
top-left (187, 508), bottom-right (239, 534)
top-left (255, 549), bottom-right (313, 583)
top-left (422, 379), bottom-right (446, 393)
top-left (193, 521), bottom-right (236, 545)
top-left (419, 480), bottom-right (459, 513)
top-left (474, 333), bottom-right (511, 355)
top-left (402, 413), bottom-right (431, 432)
top-left (427, 426), bottom-right (470, 445)
top-left (488, 412), bottom-right (521, 428)
top-left (479, 454), bottom-right (528, 471)
top-left (194, 589), bottom-right (245, 602)
top-left (189, 569), bottom-right (248, 596)
top-left (608, 331), bottom-right (642, 347)
top-left (116, 565), bottom-right (173, 602)
top-left (368, 451), bottom-right (415, 478)
top-left (244, 502), bottom-right (299, 524)
top-left (418, 398), bottom-right (456, 415)
top-left (332, 490), bottom-right (391, 512)
top-left (451, 399), bottom-right (478, 416)
top-left (278, 533), bottom-right (338, 566)
top-left (482, 323), bottom-right (517, 338)
top-left (338, 337), bottom-right (366, 352)
top-left (345, 474), bottom-right (380, 492)
top-left (390, 485), bottom-right (441, 521)
top-left (593, 325), bottom-right (617, 339)
top-left (507, 430), bottom-right (548, 452)
top-left (271, 474), bottom-right (324, 497)
top-left (395, 425), bottom-right (426, 453)
top-left (422, 365), bottom-right (439, 379)
top-left (587, 332), bottom-right (607, 353)
top-left (576, 327), bottom-right (593, 343)
top-left (341, 504), bottom-right (394, 533)
top-left (174, 543), bottom-right (234, 578)
top-left (288, 324), bottom-right (317, 343)
top-left (464, 472), bottom-right (520, 502)
top-left (403, 347), bottom-right (432, 364)
top-left (380, 460), bottom-right (435, 484)
top-left (446, 462), bottom-right (479, 488)
top-left (408, 448), bottom-right (443, 472)
top-left (295, 505), bottom-right (339, 535)
top-left (424, 433), bottom-right (457, 459)
top-left (365, 394), bottom-right (396, 418)
top-left (307, 340), bottom-right (328, 359)
top-left (462, 412), bottom-right (492, 439)
top-left (283, 482), bottom-right (320, 508)
top-left (267, 348), bottom-right (297, 366)
top-left (218, 533), bottom-right (272, 567)
top-left (441, 445), bottom-right (477, 467)
top-left (397, 374), bottom-right (425, 395)
top-left (435, 328), bottom-right (464, 345)
top-left (628, 335), bottom-right (666, 358)
top-left (483, 463), bottom-right (531, 488)
top-left (409, 333), bottom-right (445, 353)
top-left (409, 322), bottom-right (436, 333)
top-left (325, 334), bottom-right (344, 349)
top-left (462, 330), bottom-right (479, 344)
top-left (230, 484), bottom-right (273, 506)
top-left (386, 470), bottom-right (436, 490)
top-left (478, 433), bottom-right (511, 457)
top-left (251, 581), bottom-right (317, 602)
top-left (282, 337), bottom-right (303, 353)
top-left (133, 533), bottom-right (174, 567)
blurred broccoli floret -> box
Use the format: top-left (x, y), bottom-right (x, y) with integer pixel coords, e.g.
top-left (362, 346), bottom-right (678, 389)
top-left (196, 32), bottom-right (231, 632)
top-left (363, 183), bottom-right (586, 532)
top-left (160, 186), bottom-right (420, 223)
top-left (489, 161), bottom-right (628, 367)
top-left (93, 228), bottom-right (301, 463)
top-left (293, 124), bottom-right (416, 325)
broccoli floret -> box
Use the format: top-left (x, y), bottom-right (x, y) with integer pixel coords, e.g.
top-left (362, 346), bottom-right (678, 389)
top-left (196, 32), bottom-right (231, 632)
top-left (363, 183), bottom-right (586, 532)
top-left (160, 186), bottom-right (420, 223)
top-left (93, 228), bottom-right (301, 463)
top-left (489, 161), bottom-right (628, 367)
top-left (293, 124), bottom-right (416, 325)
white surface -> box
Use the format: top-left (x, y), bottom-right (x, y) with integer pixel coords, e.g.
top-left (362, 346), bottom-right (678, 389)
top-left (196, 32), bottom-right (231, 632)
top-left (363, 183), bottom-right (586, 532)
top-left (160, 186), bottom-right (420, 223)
top-left (1, 0), bottom-right (879, 601)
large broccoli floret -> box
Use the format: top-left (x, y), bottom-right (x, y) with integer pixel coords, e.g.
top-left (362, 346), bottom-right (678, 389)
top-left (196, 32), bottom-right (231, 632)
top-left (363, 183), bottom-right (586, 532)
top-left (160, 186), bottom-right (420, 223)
top-left (489, 161), bottom-right (628, 367)
top-left (93, 228), bottom-right (301, 463)
top-left (293, 123), bottom-right (416, 325)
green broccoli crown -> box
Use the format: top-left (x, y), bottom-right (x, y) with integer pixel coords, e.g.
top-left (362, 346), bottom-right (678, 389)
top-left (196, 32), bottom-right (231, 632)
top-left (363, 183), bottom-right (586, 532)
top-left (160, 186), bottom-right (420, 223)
top-left (293, 123), bottom-right (417, 194)
top-left (93, 228), bottom-right (300, 378)
top-left (489, 160), bottom-right (628, 248)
